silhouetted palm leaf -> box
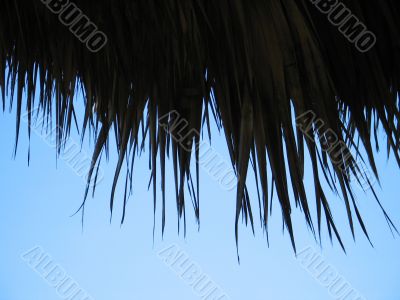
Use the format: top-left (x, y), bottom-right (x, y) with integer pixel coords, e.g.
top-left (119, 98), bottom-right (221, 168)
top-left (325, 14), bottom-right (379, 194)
top-left (1, 1), bottom-right (399, 251)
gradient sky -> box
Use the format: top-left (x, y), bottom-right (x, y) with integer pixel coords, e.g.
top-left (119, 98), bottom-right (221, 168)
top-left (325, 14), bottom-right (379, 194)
top-left (1, 96), bottom-right (399, 300)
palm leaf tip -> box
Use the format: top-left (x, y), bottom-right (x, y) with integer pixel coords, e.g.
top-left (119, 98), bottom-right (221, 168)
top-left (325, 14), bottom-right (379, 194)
top-left (1, 0), bottom-right (400, 249)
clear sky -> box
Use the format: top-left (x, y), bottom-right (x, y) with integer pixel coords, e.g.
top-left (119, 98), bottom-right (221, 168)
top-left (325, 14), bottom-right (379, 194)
top-left (0, 96), bottom-right (399, 300)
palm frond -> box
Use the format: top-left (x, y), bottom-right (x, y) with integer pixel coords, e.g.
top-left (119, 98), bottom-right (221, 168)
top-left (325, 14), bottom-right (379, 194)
top-left (1, 0), bottom-right (400, 251)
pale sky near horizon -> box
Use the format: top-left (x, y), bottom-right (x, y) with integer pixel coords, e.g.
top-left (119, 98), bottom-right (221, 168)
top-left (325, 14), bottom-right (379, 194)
top-left (1, 96), bottom-right (400, 300)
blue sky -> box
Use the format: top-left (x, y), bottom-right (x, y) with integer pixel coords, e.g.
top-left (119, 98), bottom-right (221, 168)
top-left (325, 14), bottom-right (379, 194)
top-left (0, 98), bottom-right (399, 300)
